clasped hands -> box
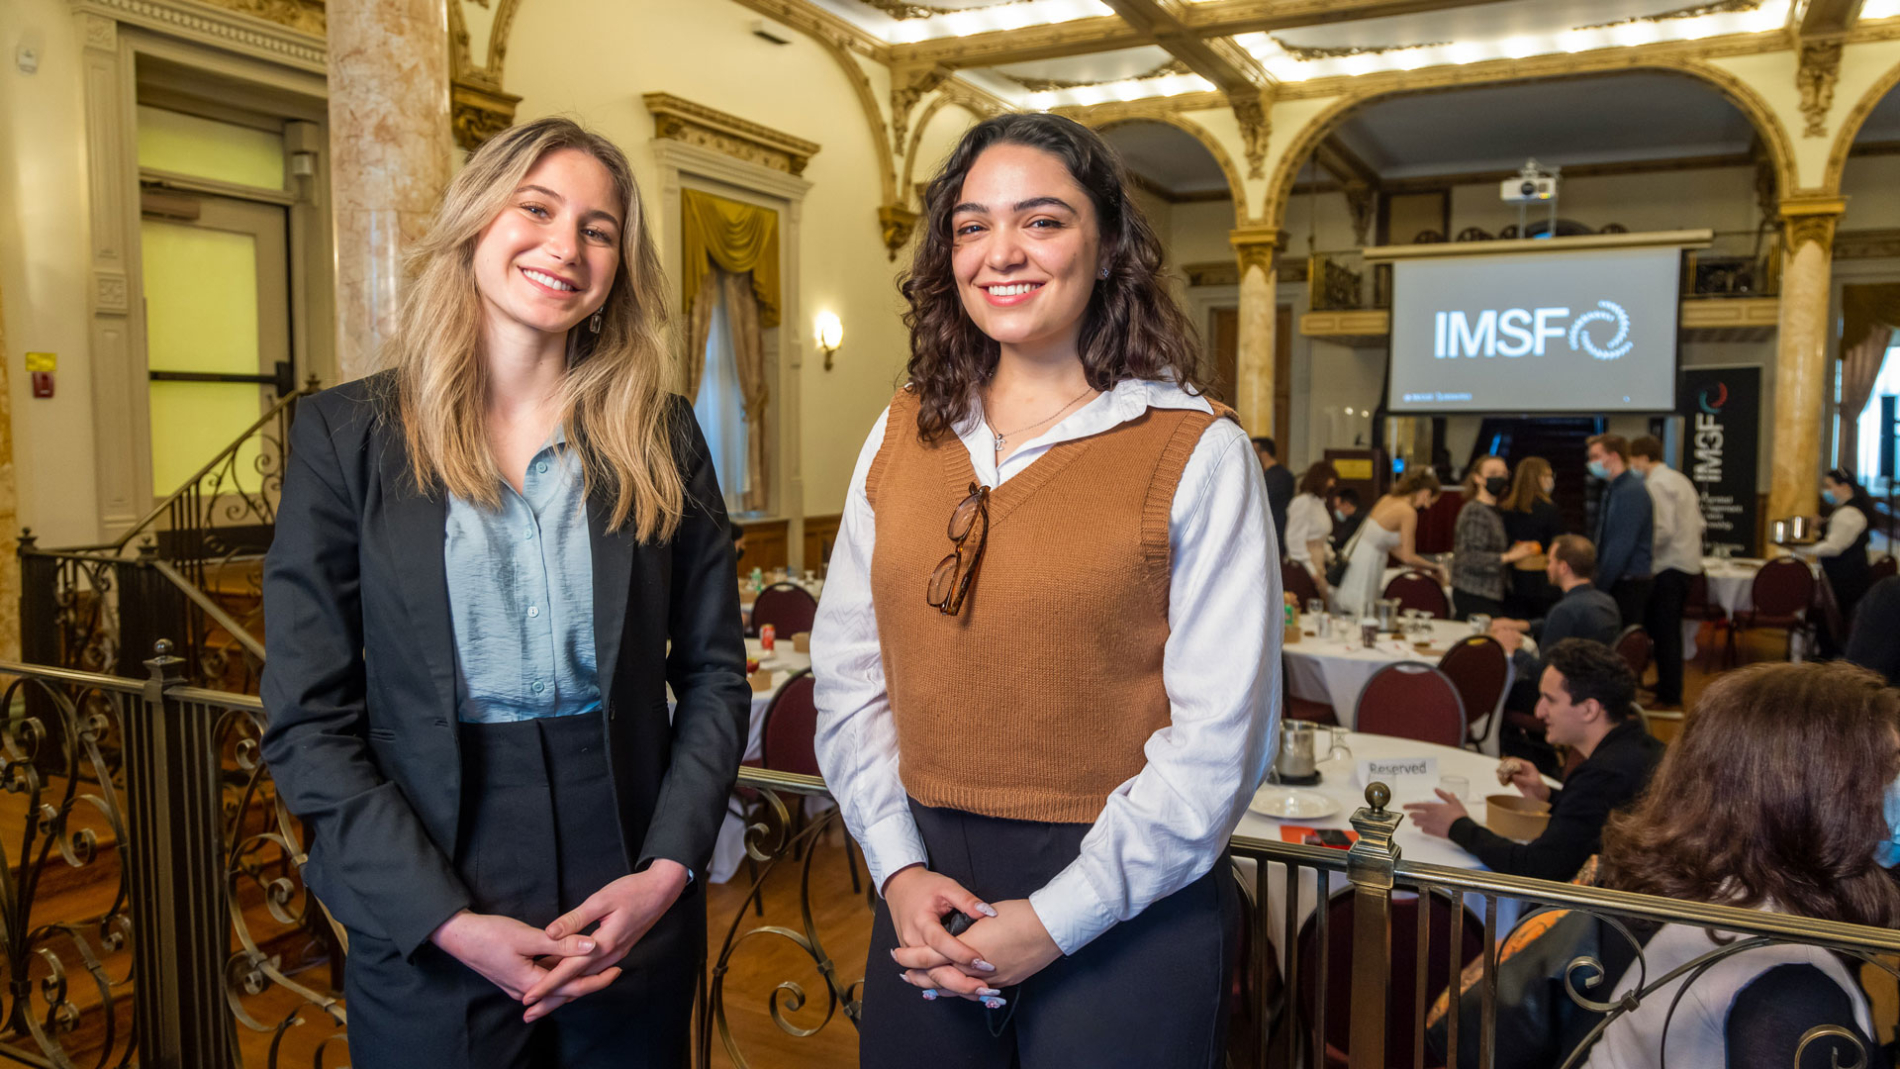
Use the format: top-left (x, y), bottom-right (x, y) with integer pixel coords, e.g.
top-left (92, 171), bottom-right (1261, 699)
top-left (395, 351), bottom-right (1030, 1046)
top-left (428, 858), bottom-right (689, 1023)
top-left (883, 864), bottom-right (1062, 1010)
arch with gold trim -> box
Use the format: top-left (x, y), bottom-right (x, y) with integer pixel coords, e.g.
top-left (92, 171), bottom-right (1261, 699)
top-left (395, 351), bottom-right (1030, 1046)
top-left (1081, 111), bottom-right (1250, 223)
top-left (1825, 60), bottom-right (1900, 192)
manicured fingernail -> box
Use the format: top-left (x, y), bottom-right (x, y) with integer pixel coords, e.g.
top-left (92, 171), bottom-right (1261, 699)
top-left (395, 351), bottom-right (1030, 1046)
top-left (973, 959), bottom-right (996, 972)
top-left (888, 948), bottom-right (899, 961)
top-left (922, 989), bottom-right (938, 1001)
top-left (975, 903), bottom-right (998, 918)
top-left (977, 987), bottom-right (1001, 997)
top-left (983, 997), bottom-right (1006, 1010)
top-left (577, 939), bottom-right (595, 952)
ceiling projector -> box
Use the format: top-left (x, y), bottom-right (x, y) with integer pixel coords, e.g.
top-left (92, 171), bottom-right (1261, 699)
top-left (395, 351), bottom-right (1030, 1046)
top-left (1500, 160), bottom-right (1558, 203)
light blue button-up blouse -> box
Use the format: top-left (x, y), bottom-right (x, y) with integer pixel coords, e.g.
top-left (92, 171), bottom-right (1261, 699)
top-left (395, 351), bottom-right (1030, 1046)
top-left (443, 435), bottom-right (599, 723)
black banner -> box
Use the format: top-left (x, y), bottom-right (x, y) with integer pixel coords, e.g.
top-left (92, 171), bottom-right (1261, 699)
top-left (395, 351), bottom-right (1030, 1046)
top-left (1680, 366), bottom-right (1760, 557)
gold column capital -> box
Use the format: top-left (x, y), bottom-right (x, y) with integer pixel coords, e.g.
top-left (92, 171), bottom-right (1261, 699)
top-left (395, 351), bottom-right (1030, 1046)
top-left (1230, 225), bottom-right (1282, 275)
top-left (1779, 194), bottom-right (1848, 255)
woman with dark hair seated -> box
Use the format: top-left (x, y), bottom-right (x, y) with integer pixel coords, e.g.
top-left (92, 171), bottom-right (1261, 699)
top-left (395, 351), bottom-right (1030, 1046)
top-left (1431, 660), bottom-right (1900, 1069)
top-left (810, 113), bottom-right (1276, 1068)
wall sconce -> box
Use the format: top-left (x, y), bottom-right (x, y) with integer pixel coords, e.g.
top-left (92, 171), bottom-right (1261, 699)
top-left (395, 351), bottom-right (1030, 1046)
top-left (815, 311), bottom-right (844, 372)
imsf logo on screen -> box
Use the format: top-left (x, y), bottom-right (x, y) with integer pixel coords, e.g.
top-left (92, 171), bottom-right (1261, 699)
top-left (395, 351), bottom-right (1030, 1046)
top-left (1431, 300), bottom-right (1633, 361)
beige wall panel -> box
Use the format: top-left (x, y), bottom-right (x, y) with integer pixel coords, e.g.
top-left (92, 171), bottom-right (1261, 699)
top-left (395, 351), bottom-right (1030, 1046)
top-left (0, 0), bottom-right (104, 546)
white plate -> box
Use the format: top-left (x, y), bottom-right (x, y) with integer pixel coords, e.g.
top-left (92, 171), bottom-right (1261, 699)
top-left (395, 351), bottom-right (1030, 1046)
top-left (1248, 787), bottom-right (1340, 821)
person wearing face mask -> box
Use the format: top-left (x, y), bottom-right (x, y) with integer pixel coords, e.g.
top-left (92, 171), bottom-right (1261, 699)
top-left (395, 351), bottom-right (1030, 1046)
top-left (1628, 436), bottom-right (1703, 709)
top-left (1329, 486), bottom-right (1365, 553)
top-left (261, 119), bottom-right (749, 1066)
top-left (1330, 468), bottom-right (1448, 617)
top-left (1585, 434), bottom-right (1653, 627)
top-left (1797, 469), bottom-right (1876, 655)
top-left (1451, 455), bottom-right (1540, 621)
top-left (1501, 456), bottom-right (1565, 619)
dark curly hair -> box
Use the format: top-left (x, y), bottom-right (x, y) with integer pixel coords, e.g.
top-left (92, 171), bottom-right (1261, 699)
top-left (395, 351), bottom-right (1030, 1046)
top-left (899, 112), bottom-right (1203, 442)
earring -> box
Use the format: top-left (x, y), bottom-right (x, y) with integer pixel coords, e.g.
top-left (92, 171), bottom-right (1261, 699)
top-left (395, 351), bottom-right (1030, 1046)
top-left (1098, 267), bottom-right (1110, 280)
top-left (588, 310), bottom-right (603, 334)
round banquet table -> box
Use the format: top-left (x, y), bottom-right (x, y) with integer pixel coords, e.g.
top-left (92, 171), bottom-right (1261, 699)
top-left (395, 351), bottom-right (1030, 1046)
top-left (1283, 615), bottom-right (1519, 753)
top-left (1236, 732), bottom-right (1558, 964)
top-left (1701, 556), bottom-right (1766, 615)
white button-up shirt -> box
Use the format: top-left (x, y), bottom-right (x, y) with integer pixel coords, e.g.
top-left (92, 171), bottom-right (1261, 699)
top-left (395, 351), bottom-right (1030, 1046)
top-left (809, 378), bottom-right (1280, 956)
top-left (1644, 463), bottom-right (1706, 576)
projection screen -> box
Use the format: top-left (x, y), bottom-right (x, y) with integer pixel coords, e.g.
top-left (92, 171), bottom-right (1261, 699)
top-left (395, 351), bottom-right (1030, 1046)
top-left (1386, 245), bottom-right (1682, 414)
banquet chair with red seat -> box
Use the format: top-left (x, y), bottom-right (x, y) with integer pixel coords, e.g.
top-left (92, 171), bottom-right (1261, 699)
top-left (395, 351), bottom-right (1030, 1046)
top-left (1679, 572), bottom-right (1729, 673)
top-left (1613, 625), bottom-right (1653, 692)
top-left (749, 581), bottom-right (818, 638)
top-left (738, 671), bottom-right (861, 909)
top-left (1437, 635), bottom-right (1508, 751)
top-left (1383, 570), bottom-right (1450, 619)
top-left (1296, 887), bottom-right (1485, 1069)
top-left (1280, 652), bottom-right (1339, 725)
top-left (1282, 560), bottom-right (1319, 607)
top-left (1725, 558), bottom-right (1815, 666)
top-left (1354, 662), bottom-right (1466, 748)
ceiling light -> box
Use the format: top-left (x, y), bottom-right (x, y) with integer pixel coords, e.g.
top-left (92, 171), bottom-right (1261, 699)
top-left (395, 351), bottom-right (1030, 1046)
top-left (1501, 35), bottom-right (1538, 59)
top-left (1864, 0), bottom-right (1900, 16)
top-left (1447, 41), bottom-right (1486, 65)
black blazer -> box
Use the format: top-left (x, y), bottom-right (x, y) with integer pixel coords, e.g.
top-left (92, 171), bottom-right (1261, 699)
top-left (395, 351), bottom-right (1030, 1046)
top-left (260, 373), bottom-right (749, 958)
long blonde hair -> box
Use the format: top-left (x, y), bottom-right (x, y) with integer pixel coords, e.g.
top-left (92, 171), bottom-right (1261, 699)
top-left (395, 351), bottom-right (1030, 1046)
top-left (386, 116), bottom-right (684, 541)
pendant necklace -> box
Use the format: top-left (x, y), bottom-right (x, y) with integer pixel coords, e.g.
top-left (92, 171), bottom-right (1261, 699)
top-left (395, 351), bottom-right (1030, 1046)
top-left (987, 383), bottom-right (1097, 457)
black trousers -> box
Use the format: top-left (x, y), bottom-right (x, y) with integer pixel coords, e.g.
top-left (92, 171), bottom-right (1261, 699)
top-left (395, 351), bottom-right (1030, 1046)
top-left (1609, 577), bottom-right (1652, 631)
top-left (859, 799), bottom-right (1236, 1069)
top-left (1452, 589), bottom-right (1503, 622)
top-left (1644, 568), bottom-right (1693, 704)
top-left (343, 716), bottom-right (698, 1069)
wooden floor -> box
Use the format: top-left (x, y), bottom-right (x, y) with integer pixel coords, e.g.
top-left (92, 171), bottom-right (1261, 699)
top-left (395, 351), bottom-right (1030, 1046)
top-left (696, 619), bottom-right (1794, 1069)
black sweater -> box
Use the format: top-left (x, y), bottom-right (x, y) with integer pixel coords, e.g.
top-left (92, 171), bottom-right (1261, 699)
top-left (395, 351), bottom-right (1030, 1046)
top-left (1448, 719), bottom-right (1664, 882)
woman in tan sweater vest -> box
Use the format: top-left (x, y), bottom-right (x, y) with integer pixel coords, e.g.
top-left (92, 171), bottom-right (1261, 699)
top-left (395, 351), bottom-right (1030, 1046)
top-left (811, 113), bottom-right (1280, 1068)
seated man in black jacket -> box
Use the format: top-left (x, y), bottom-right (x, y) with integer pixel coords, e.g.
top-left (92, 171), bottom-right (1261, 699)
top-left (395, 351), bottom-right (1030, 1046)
top-left (1403, 638), bottom-right (1665, 883)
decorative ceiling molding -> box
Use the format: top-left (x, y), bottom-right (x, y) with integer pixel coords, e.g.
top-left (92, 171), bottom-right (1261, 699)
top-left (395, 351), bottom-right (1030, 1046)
top-left (995, 58), bottom-right (1187, 92)
top-left (1270, 37), bottom-right (1451, 61)
top-left (185, 0), bottom-right (323, 36)
top-left (1577, 0), bottom-right (1762, 32)
top-left (728, 0), bottom-right (893, 62)
top-left (860, 0), bottom-right (1038, 19)
top-left (70, 0), bottom-right (325, 72)
top-left (644, 93), bottom-right (823, 177)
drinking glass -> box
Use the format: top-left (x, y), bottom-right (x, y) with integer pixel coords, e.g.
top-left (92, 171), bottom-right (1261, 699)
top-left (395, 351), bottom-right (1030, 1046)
top-left (1326, 726), bottom-right (1353, 764)
top-left (1438, 775), bottom-right (1470, 802)
top-left (1306, 598), bottom-right (1325, 618)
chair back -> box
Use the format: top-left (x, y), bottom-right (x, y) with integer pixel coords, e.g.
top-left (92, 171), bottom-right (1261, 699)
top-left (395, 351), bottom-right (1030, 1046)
top-left (1613, 625), bottom-right (1653, 685)
top-left (1354, 662), bottom-right (1466, 747)
top-left (1872, 555), bottom-right (1897, 585)
top-left (1749, 557), bottom-right (1815, 620)
top-left (1281, 560), bottom-right (1319, 606)
top-left (759, 671), bottom-right (820, 776)
top-left (1437, 635), bottom-right (1508, 747)
top-left (750, 582), bottom-right (818, 638)
top-left (1297, 888), bottom-right (1485, 1068)
top-left (1382, 570), bottom-right (1450, 619)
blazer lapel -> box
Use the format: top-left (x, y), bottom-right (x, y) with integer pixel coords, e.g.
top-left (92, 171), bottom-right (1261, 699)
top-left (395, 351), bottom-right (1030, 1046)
top-left (588, 496), bottom-right (634, 706)
top-left (377, 445), bottom-right (457, 721)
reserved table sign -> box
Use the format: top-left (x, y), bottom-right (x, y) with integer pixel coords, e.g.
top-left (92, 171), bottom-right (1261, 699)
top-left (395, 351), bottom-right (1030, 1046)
top-left (1357, 757), bottom-right (1438, 790)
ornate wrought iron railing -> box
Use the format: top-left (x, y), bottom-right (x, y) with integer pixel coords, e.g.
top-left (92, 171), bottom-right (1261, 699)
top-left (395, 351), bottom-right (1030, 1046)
top-left (0, 637), bottom-right (1891, 1069)
top-left (18, 379), bottom-right (317, 692)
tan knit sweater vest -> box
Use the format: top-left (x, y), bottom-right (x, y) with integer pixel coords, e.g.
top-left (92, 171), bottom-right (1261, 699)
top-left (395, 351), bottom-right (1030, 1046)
top-left (866, 386), bottom-right (1219, 823)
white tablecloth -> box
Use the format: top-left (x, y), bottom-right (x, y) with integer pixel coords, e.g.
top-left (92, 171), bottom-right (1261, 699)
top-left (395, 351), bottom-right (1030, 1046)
top-left (1237, 732), bottom-right (1557, 962)
top-left (1701, 557), bottom-right (1765, 615)
top-left (1283, 616), bottom-right (1515, 752)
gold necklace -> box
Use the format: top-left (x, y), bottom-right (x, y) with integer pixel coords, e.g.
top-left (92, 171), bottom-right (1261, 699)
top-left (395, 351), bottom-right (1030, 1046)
top-left (987, 384), bottom-right (1096, 452)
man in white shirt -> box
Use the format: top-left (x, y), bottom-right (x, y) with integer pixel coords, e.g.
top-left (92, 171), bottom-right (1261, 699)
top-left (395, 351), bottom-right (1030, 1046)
top-left (1630, 436), bottom-right (1704, 708)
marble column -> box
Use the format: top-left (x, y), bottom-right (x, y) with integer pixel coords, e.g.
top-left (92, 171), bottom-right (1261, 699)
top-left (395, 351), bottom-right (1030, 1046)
top-left (328, 0), bottom-right (452, 381)
top-left (1768, 195), bottom-right (1845, 533)
top-left (1231, 226), bottom-right (1279, 437)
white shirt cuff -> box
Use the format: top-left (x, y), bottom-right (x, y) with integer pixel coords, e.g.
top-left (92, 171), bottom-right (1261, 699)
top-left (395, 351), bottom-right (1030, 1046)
top-left (857, 810), bottom-right (929, 896)
top-left (1028, 861), bottom-right (1118, 957)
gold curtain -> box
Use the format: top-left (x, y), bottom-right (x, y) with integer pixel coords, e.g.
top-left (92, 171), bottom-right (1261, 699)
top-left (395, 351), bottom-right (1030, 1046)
top-left (721, 269), bottom-right (770, 513)
top-left (1843, 284), bottom-right (1900, 352)
top-left (680, 189), bottom-right (781, 331)
top-left (683, 282), bottom-right (718, 400)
